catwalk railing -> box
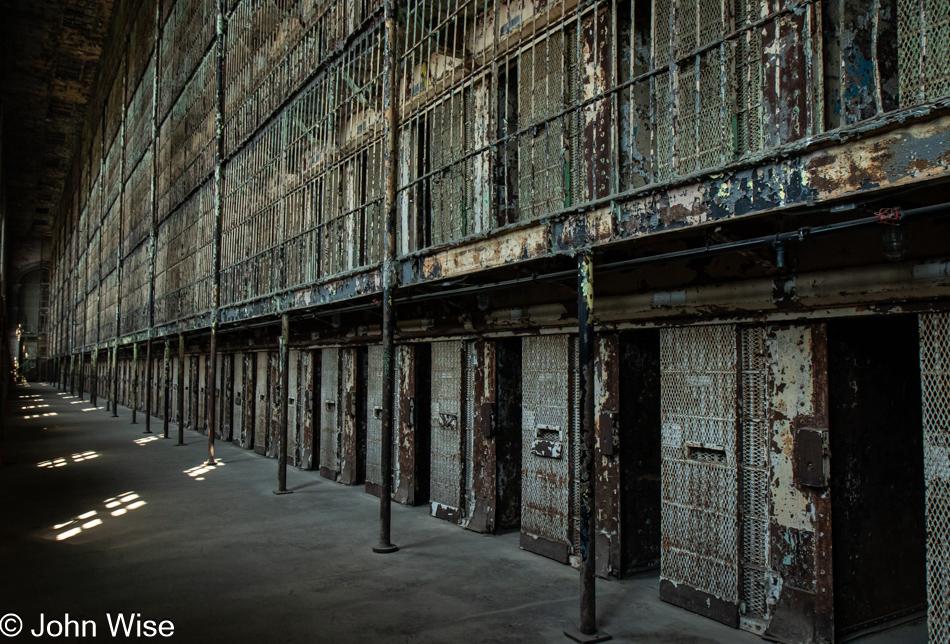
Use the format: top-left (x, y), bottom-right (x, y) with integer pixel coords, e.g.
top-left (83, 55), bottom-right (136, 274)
top-left (48, 0), bottom-right (950, 356)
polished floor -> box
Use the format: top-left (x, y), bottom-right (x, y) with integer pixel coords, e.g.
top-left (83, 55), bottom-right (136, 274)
top-left (0, 383), bottom-right (925, 643)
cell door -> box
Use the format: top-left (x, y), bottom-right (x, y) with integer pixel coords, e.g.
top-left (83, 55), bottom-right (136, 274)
top-left (198, 356), bottom-right (207, 433)
top-left (183, 357), bottom-right (193, 430)
top-left (430, 340), bottom-right (468, 523)
top-left (288, 349), bottom-right (300, 466)
top-left (320, 348), bottom-right (341, 480)
top-left (243, 353), bottom-right (256, 449)
top-left (300, 351), bottom-right (315, 470)
top-left (171, 356), bottom-right (179, 423)
top-left (520, 335), bottom-right (577, 563)
top-left (366, 344), bottom-right (387, 493)
top-left (659, 324), bottom-right (740, 625)
top-left (220, 354), bottom-right (232, 441)
top-left (269, 351), bottom-right (280, 459)
top-left (921, 312), bottom-right (950, 643)
top-left (254, 351), bottom-right (269, 455)
top-left (233, 352), bottom-right (245, 446)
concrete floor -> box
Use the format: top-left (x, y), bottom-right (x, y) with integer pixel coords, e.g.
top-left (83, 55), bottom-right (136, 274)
top-left (0, 383), bottom-right (926, 643)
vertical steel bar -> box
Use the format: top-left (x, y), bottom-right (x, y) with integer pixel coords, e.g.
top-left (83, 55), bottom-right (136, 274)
top-left (177, 334), bottom-right (185, 446)
top-left (565, 251), bottom-right (610, 643)
top-left (144, 0), bottom-right (161, 435)
top-left (69, 354), bottom-right (75, 396)
top-left (275, 313), bottom-right (292, 494)
top-left (90, 349), bottom-right (97, 406)
top-left (205, 0), bottom-right (227, 467)
top-left (131, 342), bottom-right (138, 424)
top-left (374, 0), bottom-right (399, 555)
top-left (163, 339), bottom-right (170, 439)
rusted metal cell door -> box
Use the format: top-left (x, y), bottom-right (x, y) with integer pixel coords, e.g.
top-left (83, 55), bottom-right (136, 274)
top-left (254, 351), bottom-right (269, 455)
top-left (520, 334), bottom-right (577, 563)
top-left (198, 355), bottom-right (207, 433)
top-left (288, 349), bottom-right (300, 466)
top-left (320, 348), bottom-right (341, 480)
top-left (300, 351), bottom-right (315, 470)
top-left (183, 357), bottom-right (193, 430)
top-left (243, 352), bottom-right (256, 450)
top-left (170, 356), bottom-right (179, 423)
top-left (269, 351), bottom-right (280, 459)
top-left (221, 354), bottom-right (232, 441)
top-left (659, 324), bottom-right (740, 626)
top-left (233, 352), bottom-right (244, 447)
top-left (339, 347), bottom-right (365, 484)
top-left (920, 312), bottom-right (950, 644)
top-left (430, 340), bottom-right (468, 523)
top-left (365, 344), bottom-right (388, 495)
top-left (366, 344), bottom-right (403, 497)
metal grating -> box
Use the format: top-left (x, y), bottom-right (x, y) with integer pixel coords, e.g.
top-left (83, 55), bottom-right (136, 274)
top-left (660, 324), bottom-right (739, 604)
top-left (921, 313), bottom-right (950, 644)
top-left (465, 341), bottom-right (476, 519)
top-left (366, 344), bottom-right (384, 487)
top-left (521, 335), bottom-right (575, 551)
top-left (739, 326), bottom-right (771, 626)
top-left (320, 348), bottom-right (341, 474)
top-left (430, 340), bottom-right (465, 515)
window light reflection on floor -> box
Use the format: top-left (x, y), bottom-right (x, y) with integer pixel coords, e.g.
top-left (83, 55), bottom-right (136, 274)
top-left (53, 493), bottom-right (147, 541)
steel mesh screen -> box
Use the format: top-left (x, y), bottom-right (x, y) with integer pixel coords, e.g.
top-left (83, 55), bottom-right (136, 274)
top-left (430, 340), bottom-right (464, 514)
top-left (521, 335), bottom-right (575, 551)
top-left (320, 348), bottom-right (341, 474)
top-left (661, 324), bottom-right (740, 604)
top-left (739, 326), bottom-right (771, 625)
top-left (921, 312), bottom-right (950, 644)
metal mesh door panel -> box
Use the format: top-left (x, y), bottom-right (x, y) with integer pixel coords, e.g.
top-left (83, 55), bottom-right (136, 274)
top-left (739, 327), bottom-right (771, 625)
top-left (366, 344), bottom-right (384, 486)
top-left (430, 341), bottom-right (464, 513)
top-left (921, 313), bottom-right (950, 644)
top-left (321, 348), bottom-right (340, 473)
top-left (661, 324), bottom-right (739, 604)
top-left (522, 335), bottom-right (575, 549)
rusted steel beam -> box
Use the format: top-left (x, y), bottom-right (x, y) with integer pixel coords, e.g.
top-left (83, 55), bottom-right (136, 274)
top-left (566, 251), bottom-right (611, 643)
top-left (373, 0), bottom-right (398, 556)
top-left (275, 313), bottom-right (292, 495)
top-left (163, 339), bottom-right (170, 439)
top-left (144, 0), bottom-right (161, 435)
top-left (90, 348), bottom-right (97, 406)
top-left (204, 0), bottom-right (227, 468)
top-left (111, 346), bottom-right (119, 417)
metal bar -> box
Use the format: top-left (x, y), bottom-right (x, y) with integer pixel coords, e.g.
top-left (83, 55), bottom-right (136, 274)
top-left (131, 342), bottom-right (138, 424)
top-left (205, 0), bottom-right (227, 467)
top-left (564, 251), bottom-right (610, 643)
top-left (144, 0), bottom-right (161, 435)
top-left (275, 313), bottom-right (292, 494)
top-left (177, 333), bottom-right (185, 446)
top-left (163, 339), bottom-right (170, 439)
top-left (373, 0), bottom-right (399, 556)
top-left (90, 349), bottom-right (97, 406)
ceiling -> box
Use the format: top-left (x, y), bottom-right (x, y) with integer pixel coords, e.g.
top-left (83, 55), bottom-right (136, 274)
top-left (1, 0), bottom-right (115, 246)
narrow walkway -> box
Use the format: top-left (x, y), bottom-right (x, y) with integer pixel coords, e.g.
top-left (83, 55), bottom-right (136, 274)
top-left (0, 384), bottom-right (921, 643)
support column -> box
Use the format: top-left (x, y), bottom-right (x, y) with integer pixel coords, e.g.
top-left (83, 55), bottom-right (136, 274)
top-left (373, 0), bottom-right (398, 555)
top-left (565, 251), bottom-right (611, 643)
top-left (105, 349), bottom-right (112, 412)
top-left (163, 340), bottom-right (171, 439)
top-left (275, 313), bottom-right (292, 494)
top-left (78, 354), bottom-right (84, 400)
top-left (131, 343), bottom-right (138, 424)
top-left (144, 339), bottom-right (153, 434)
top-left (176, 334), bottom-right (186, 446)
top-left (69, 354), bottom-right (75, 396)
